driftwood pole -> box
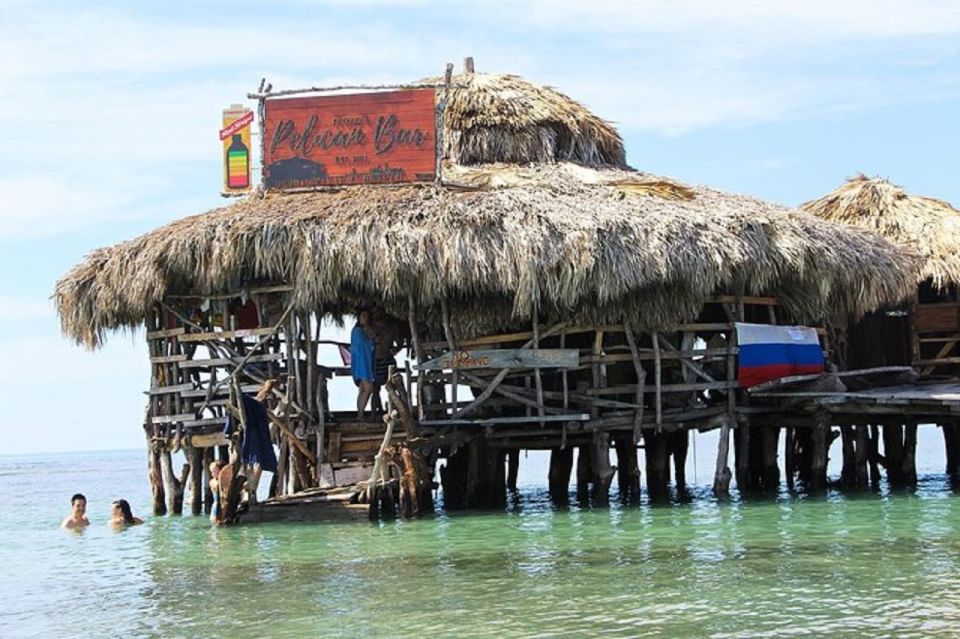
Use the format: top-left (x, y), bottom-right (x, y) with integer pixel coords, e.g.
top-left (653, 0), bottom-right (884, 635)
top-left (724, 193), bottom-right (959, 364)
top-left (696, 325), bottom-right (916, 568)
top-left (188, 446), bottom-right (203, 516)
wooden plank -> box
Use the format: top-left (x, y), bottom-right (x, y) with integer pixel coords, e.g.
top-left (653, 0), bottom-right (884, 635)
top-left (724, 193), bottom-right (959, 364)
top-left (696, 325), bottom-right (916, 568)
top-left (180, 383), bottom-right (260, 398)
top-left (146, 327), bottom-right (186, 339)
top-left (182, 417), bottom-right (227, 428)
top-left (150, 354), bottom-right (187, 364)
top-left (147, 383), bottom-right (195, 395)
top-left (178, 327), bottom-right (277, 343)
top-left (178, 352), bottom-right (284, 369)
top-left (420, 413), bottom-right (591, 427)
top-left (587, 380), bottom-right (738, 395)
top-left (150, 413), bottom-right (197, 424)
top-left (418, 348), bottom-right (579, 371)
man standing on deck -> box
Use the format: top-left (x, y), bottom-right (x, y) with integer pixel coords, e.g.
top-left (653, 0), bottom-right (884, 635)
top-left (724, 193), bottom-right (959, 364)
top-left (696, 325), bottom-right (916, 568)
top-left (60, 493), bottom-right (90, 529)
top-left (351, 309), bottom-right (376, 418)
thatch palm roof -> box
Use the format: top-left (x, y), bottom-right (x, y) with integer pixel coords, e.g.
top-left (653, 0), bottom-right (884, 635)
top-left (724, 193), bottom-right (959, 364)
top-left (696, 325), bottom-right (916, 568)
top-left (801, 174), bottom-right (960, 289)
top-left (56, 74), bottom-right (915, 348)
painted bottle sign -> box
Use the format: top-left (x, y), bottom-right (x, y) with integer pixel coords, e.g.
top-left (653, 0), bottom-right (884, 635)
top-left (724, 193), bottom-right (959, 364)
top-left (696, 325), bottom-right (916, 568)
top-left (226, 134), bottom-right (250, 189)
top-left (220, 105), bottom-right (254, 194)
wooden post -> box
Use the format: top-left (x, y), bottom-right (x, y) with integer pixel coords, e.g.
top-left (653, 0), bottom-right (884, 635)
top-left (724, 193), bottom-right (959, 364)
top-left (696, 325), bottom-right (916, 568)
top-left (440, 298), bottom-right (457, 417)
top-left (614, 436), bottom-right (641, 503)
top-left (591, 431), bottom-right (614, 506)
top-left (407, 294), bottom-right (426, 421)
top-left (652, 332), bottom-right (662, 428)
top-left (811, 410), bottom-right (829, 493)
top-left (784, 426), bottom-right (795, 491)
top-left (159, 448), bottom-right (187, 515)
top-left (867, 424), bottom-right (881, 488)
top-left (624, 326), bottom-right (646, 445)
top-left (576, 445), bottom-right (592, 503)
top-left (189, 446), bottom-right (203, 516)
top-left (903, 419), bottom-right (918, 488)
top-left (883, 422), bottom-right (906, 488)
top-left (644, 429), bottom-right (670, 501)
top-left (507, 449), bottom-right (520, 492)
top-left (148, 438), bottom-right (167, 516)
top-left (735, 418), bottom-right (751, 493)
top-left (853, 424), bottom-right (869, 490)
top-left (713, 422), bottom-right (732, 498)
top-left (669, 430), bottom-right (689, 492)
top-left (840, 425), bottom-right (856, 489)
top-left (944, 422), bottom-right (960, 483)
top-left (760, 426), bottom-right (779, 492)
top-left (532, 313), bottom-right (545, 426)
top-left (548, 447), bottom-right (574, 504)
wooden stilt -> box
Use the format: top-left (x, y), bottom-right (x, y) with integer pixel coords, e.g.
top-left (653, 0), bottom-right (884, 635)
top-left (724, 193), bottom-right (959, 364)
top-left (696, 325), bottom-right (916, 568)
top-left (159, 448), bottom-right (187, 515)
top-left (614, 436), bottom-right (641, 503)
top-left (867, 424), bottom-right (882, 489)
top-left (735, 420), bottom-right (751, 493)
top-left (810, 410), bottom-right (829, 493)
top-left (189, 446), bottom-right (203, 516)
top-left (669, 430), bottom-right (689, 491)
top-left (576, 445), bottom-right (592, 503)
top-left (784, 426), bottom-right (795, 491)
top-left (506, 449), bottom-right (520, 491)
top-left (883, 422), bottom-right (906, 488)
top-left (840, 425), bottom-right (856, 489)
top-left (548, 447), bottom-right (574, 504)
top-left (903, 420), bottom-right (918, 488)
top-left (944, 422), bottom-right (960, 483)
top-left (148, 440), bottom-right (167, 516)
top-left (644, 429), bottom-right (670, 501)
top-left (760, 426), bottom-right (779, 492)
top-left (590, 431), bottom-right (614, 506)
top-left (853, 424), bottom-right (869, 490)
top-left (713, 422), bottom-right (732, 498)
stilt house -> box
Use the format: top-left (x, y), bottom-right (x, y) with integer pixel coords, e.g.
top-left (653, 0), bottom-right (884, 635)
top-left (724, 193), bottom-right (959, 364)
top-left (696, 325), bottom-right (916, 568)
top-left (55, 67), bottom-right (915, 520)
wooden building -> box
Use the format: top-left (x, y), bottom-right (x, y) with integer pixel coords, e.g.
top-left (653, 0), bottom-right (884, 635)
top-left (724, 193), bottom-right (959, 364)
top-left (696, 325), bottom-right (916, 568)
top-left (54, 66), bottom-right (915, 522)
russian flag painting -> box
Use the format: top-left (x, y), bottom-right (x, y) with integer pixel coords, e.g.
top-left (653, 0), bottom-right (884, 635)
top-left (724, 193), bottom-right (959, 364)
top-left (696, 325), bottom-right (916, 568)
top-left (736, 323), bottom-right (825, 388)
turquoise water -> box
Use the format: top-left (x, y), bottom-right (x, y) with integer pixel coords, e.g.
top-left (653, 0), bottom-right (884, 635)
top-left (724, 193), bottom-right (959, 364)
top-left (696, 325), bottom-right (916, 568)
top-left (4, 441), bottom-right (960, 638)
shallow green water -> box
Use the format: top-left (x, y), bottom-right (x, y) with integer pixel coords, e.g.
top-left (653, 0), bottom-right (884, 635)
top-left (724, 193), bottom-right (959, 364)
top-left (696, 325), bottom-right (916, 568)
top-left (4, 448), bottom-right (960, 638)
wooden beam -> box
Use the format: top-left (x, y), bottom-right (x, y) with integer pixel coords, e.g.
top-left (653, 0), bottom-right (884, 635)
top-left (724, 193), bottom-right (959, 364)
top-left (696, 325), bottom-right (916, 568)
top-left (146, 327), bottom-right (185, 339)
top-left (421, 413), bottom-right (590, 426)
top-left (179, 326), bottom-right (277, 343)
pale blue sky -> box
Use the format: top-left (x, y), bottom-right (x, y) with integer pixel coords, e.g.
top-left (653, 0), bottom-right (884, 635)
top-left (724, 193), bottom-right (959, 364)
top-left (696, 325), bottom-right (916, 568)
top-left (2, 1), bottom-right (959, 454)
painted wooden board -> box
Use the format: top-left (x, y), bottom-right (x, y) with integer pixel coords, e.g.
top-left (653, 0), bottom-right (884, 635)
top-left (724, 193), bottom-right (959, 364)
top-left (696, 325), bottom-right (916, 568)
top-left (418, 349), bottom-right (579, 371)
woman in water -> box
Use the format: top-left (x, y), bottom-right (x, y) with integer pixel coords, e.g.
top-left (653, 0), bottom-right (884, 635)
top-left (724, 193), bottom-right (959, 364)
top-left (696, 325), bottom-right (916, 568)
top-left (109, 499), bottom-right (143, 528)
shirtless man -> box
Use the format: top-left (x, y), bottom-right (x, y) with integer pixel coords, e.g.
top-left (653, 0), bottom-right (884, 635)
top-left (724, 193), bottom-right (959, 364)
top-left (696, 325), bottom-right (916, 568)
top-left (61, 493), bottom-right (90, 529)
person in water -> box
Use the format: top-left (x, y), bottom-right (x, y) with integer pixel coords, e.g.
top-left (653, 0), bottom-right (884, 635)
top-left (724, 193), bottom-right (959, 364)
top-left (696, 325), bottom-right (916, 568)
top-left (351, 308), bottom-right (376, 418)
top-left (209, 460), bottom-right (225, 522)
top-left (61, 493), bottom-right (90, 529)
top-left (109, 499), bottom-right (143, 528)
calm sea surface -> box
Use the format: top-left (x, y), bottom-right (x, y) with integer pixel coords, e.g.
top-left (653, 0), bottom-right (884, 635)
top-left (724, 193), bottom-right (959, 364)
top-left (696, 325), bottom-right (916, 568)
top-left (3, 431), bottom-right (960, 638)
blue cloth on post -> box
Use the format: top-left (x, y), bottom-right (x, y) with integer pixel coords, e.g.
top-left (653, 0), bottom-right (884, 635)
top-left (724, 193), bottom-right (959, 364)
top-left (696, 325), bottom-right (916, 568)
top-left (350, 324), bottom-right (375, 383)
top-left (224, 393), bottom-right (278, 473)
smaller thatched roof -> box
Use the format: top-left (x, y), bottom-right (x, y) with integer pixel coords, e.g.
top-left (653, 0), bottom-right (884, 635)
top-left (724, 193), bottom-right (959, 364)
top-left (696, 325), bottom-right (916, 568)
top-left (801, 175), bottom-right (960, 289)
top-left (438, 73), bottom-right (626, 167)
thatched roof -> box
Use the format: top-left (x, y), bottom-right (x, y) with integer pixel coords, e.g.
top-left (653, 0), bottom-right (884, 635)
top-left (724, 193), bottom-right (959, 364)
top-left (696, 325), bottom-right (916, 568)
top-left (55, 74), bottom-right (915, 348)
top-left (801, 175), bottom-right (960, 289)
top-left (438, 73), bottom-right (626, 167)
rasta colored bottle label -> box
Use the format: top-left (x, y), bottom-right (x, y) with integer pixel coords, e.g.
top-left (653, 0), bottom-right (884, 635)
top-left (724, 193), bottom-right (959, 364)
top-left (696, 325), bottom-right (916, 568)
top-left (220, 105), bottom-right (254, 194)
top-left (226, 134), bottom-right (250, 189)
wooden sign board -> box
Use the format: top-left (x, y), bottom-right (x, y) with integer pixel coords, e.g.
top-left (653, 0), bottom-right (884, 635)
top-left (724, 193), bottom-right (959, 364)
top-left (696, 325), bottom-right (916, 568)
top-left (221, 105), bottom-right (254, 194)
top-left (262, 89), bottom-right (436, 189)
top-left (418, 349), bottom-right (580, 371)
